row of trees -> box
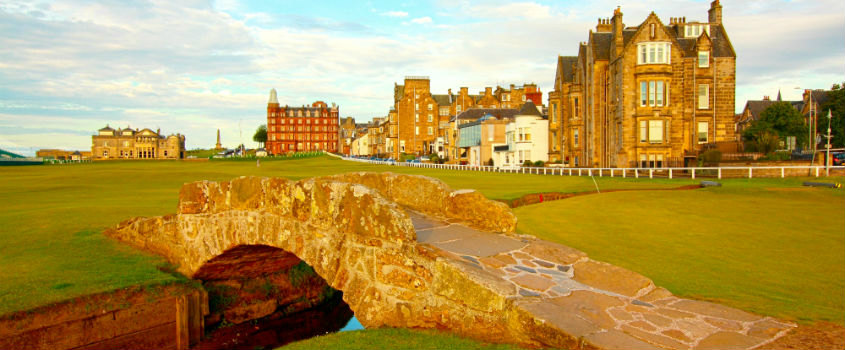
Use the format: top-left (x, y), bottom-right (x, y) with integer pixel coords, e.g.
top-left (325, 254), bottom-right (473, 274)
top-left (743, 83), bottom-right (844, 153)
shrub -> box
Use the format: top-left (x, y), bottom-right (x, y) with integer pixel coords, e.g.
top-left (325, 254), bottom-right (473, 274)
top-left (534, 160), bottom-right (545, 167)
top-left (522, 160), bottom-right (533, 167)
top-left (700, 149), bottom-right (722, 166)
top-left (399, 153), bottom-right (416, 162)
top-left (486, 158), bottom-right (494, 166)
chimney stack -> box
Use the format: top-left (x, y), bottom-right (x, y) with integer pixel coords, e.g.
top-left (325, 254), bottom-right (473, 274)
top-left (708, 0), bottom-right (722, 24)
top-left (611, 7), bottom-right (624, 58)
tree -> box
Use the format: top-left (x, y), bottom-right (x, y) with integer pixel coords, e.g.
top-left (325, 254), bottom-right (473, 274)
top-left (817, 83), bottom-right (845, 148)
top-left (253, 125), bottom-right (267, 147)
top-left (742, 101), bottom-right (806, 149)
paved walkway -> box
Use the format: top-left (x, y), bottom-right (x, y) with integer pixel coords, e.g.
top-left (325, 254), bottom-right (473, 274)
top-left (410, 211), bottom-right (794, 350)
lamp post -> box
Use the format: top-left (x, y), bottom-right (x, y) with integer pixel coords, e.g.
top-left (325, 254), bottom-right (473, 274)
top-left (824, 109), bottom-right (833, 176)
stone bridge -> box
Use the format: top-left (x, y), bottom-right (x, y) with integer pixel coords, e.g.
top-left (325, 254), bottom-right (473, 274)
top-left (107, 173), bottom-right (793, 349)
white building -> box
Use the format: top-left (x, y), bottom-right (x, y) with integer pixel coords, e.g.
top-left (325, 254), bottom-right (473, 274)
top-left (351, 134), bottom-right (371, 156)
top-left (493, 101), bottom-right (548, 167)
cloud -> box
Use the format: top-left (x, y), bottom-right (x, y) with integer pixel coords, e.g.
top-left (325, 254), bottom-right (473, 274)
top-left (410, 16), bottom-right (432, 24)
top-left (1, 0), bottom-right (844, 155)
top-left (382, 11), bottom-right (408, 18)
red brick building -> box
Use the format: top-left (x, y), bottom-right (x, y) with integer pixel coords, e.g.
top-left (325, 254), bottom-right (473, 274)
top-left (265, 89), bottom-right (340, 154)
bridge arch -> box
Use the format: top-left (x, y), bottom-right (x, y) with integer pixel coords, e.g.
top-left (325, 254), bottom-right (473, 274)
top-left (106, 173), bottom-right (523, 343)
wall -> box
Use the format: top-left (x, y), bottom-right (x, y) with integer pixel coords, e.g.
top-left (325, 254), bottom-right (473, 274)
top-left (0, 285), bottom-right (206, 350)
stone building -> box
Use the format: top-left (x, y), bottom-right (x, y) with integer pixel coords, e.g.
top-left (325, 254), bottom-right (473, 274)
top-left (36, 149), bottom-right (92, 161)
top-left (736, 93), bottom-right (802, 141)
top-left (388, 76), bottom-right (541, 160)
top-left (91, 125), bottom-right (185, 160)
top-left (265, 88), bottom-right (340, 155)
top-left (549, 0), bottom-right (736, 168)
top-left (340, 117), bottom-right (357, 155)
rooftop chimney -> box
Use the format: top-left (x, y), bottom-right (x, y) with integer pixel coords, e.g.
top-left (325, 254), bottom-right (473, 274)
top-left (612, 7), bottom-right (624, 58)
top-left (708, 0), bottom-right (722, 24)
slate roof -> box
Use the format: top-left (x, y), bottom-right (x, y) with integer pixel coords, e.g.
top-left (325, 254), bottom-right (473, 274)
top-left (451, 108), bottom-right (519, 122)
top-left (518, 100), bottom-right (543, 117)
top-left (98, 125), bottom-right (114, 132)
top-left (590, 22), bottom-right (736, 60)
top-left (557, 56), bottom-right (578, 83)
top-left (741, 99), bottom-right (802, 123)
top-left (432, 94), bottom-right (453, 106)
top-left (591, 32), bottom-right (612, 60)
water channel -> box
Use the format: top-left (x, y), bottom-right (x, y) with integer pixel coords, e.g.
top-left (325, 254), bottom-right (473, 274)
top-left (194, 292), bottom-right (363, 350)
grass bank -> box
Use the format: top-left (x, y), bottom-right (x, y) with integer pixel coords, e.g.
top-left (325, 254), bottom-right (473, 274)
top-left (515, 181), bottom-right (845, 324)
top-left (281, 328), bottom-right (526, 350)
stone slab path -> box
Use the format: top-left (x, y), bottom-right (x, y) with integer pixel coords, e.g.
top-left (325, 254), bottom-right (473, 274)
top-left (410, 211), bottom-right (794, 350)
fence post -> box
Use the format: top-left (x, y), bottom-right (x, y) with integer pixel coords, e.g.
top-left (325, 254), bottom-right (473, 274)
top-left (579, 169), bottom-right (582, 176)
top-left (748, 167), bottom-right (752, 179)
top-left (815, 167), bottom-right (819, 177)
top-left (692, 168), bottom-right (696, 179)
top-left (781, 167), bottom-right (784, 178)
top-left (635, 169), bottom-right (639, 178)
top-left (669, 168), bottom-right (673, 179)
top-left (569, 169), bottom-right (572, 176)
top-left (649, 169), bottom-right (653, 179)
top-left (599, 169), bottom-right (602, 177)
top-left (623, 169), bottom-right (626, 178)
top-left (718, 168), bottom-right (721, 179)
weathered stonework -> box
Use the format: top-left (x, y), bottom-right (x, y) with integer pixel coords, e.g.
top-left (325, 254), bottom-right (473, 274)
top-left (105, 173), bottom-right (793, 349)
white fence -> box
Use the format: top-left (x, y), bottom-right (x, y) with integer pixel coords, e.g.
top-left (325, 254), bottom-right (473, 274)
top-left (340, 156), bottom-right (845, 179)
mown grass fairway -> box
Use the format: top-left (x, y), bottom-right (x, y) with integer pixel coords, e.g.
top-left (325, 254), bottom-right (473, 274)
top-left (0, 156), bottom-right (683, 315)
top-left (1, 155), bottom-right (843, 330)
top-left (515, 183), bottom-right (845, 324)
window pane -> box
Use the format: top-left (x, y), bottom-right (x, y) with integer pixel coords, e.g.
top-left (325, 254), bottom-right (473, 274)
top-left (640, 82), bottom-right (647, 106)
top-left (656, 81), bottom-right (664, 106)
top-left (640, 121), bottom-right (647, 142)
top-left (657, 45), bottom-right (664, 63)
top-left (698, 84), bottom-right (709, 109)
top-left (640, 45), bottom-right (647, 63)
top-left (698, 121), bottom-right (708, 142)
top-left (649, 81), bottom-right (655, 106)
top-left (649, 120), bottom-right (663, 143)
top-left (649, 46), bottom-right (655, 63)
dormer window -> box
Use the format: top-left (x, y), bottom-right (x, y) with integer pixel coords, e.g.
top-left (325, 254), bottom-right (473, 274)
top-left (698, 51), bottom-right (710, 68)
top-left (684, 24), bottom-right (710, 38)
top-left (637, 42), bottom-right (671, 64)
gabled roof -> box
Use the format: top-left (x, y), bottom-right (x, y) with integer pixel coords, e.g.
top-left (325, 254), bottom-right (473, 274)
top-left (517, 100), bottom-right (543, 117)
top-left (591, 32), bottom-right (612, 60)
top-left (98, 125), bottom-right (114, 132)
top-left (556, 56), bottom-right (578, 84)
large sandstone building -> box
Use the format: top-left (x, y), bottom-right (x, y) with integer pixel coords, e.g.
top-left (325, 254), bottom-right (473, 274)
top-left (549, 0), bottom-right (736, 167)
top-left (389, 76), bottom-right (542, 159)
top-left (92, 125), bottom-right (185, 160)
top-left (265, 89), bottom-right (340, 154)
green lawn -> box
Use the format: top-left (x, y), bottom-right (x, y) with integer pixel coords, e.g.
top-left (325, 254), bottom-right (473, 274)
top-left (515, 183), bottom-right (845, 324)
top-left (280, 328), bottom-right (525, 350)
top-left (1, 155), bottom-right (843, 331)
top-left (0, 156), bottom-right (686, 315)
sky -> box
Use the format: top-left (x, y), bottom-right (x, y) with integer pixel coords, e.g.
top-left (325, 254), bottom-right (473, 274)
top-left (1, 0), bottom-right (843, 156)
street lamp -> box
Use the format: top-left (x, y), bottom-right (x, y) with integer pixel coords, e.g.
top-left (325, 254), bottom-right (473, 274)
top-left (824, 109), bottom-right (833, 177)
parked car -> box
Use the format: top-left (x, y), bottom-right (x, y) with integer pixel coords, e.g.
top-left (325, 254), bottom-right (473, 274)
top-left (832, 152), bottom-right (845, 166)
